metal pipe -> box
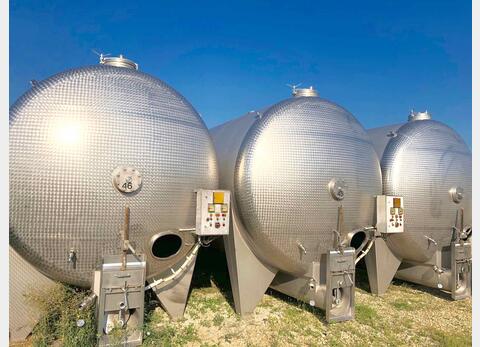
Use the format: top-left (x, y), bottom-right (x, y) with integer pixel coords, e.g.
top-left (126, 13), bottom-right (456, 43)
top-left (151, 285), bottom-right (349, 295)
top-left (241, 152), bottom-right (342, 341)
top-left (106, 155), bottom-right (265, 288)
top-left (79, 293), bottom-right (97, 310)
top-left (460, 208), bottom-right (464, 231)
top-left (355, 238), bottom-right (374, 265)
top-left (121, 206), bottom-right (130, 271)
top-left (145, 242), bottom-right (201, 291)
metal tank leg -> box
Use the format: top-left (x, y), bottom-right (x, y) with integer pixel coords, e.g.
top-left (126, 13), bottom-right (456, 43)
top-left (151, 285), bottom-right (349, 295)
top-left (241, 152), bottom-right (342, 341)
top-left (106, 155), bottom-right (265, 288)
top-left (364, 237), bottom-right (401, 295)
top-left (270, 248), bottom-right (356, 322)
top-left (451, 241), bottom-right (472, 300)
top-left (395, 241), bottom-right (471, 300)
top-left (223, 210), bottom-right (277, 316)
top-left (150, 255), bottom-right (198, 320)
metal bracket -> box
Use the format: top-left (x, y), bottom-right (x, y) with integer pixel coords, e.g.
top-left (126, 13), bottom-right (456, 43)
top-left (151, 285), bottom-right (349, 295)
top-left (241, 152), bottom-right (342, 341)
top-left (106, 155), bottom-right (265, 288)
top-left (325, 247), bottom-right (355, 322)
top-left (450, 241), bottom-right (471, 300)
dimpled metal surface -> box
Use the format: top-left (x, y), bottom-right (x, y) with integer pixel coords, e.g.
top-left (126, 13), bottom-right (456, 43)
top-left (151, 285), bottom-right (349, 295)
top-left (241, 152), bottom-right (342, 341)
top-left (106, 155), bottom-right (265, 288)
top-left (10, 65), bottom-right (218, 287)
top-left (366, 123), bottom-right (403, 159)
top-left (375, 120), bottom-right (471, 263)
top-left (212, 97), bottom-right (382, 274)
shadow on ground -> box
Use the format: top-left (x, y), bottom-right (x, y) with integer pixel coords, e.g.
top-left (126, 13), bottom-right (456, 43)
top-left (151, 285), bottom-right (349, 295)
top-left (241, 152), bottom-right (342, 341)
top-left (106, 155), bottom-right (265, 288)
top-left (191, 244), bottom-right (234, 304)
top-left (355, 258), bottom-right (454, 301)
top-left (191, 245), bottom-right (327, 324)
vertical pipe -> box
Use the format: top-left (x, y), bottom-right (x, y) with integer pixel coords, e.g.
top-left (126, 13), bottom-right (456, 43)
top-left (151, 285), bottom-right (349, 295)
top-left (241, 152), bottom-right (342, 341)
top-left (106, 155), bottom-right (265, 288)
top-left (460, 208), bottom-right (464, 232)
top-left (121, 206), bottom-right (130, 270)
top-left (334, 205), bottom-right (344, 251)
top-left (337, 205), bottom-right (344, 238)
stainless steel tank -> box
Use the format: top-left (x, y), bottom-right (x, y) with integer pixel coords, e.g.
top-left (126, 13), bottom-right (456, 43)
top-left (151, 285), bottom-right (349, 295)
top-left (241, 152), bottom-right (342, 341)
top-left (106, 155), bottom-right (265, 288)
top-left (365, 110), bottom-right (472, 299)
top-left (368, 111), bottom-right (471, 262)
top-left (211, 86), bottom-right (382, 321)
top-left (9, 55), bottom-right (218, 289)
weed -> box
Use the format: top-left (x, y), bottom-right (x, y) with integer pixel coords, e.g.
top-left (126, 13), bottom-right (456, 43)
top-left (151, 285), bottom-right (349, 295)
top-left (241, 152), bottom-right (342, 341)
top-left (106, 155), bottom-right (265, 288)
top-left (212, 314), bottom-right (224, 326)
top-left (193, 295), bottom-right (224, 313)
top-left (27, 283), bottom-right (96, 347)
top-left (143, 323), bottom-right (198, 346)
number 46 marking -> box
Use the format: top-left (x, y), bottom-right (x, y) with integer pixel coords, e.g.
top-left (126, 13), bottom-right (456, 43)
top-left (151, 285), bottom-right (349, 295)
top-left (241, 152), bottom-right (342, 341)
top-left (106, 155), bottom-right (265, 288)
top-left (122, 182), bottom-right (133, 190)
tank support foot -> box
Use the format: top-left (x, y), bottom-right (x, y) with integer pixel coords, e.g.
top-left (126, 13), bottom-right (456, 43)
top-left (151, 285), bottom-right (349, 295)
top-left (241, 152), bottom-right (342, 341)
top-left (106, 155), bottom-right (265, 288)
top-left (271, 248), bottom-right (355, 322)
top-left (450, 241), bottom-right (471, 300)
top-left (150, 254), bottom-right (198, 320)
top-left (364, 237), bottom-right (401, 295)
top-left (394, 241), bottom-right (471, 300)
top-left (224, 209), bottom-right (277, 316)
top-left (325, 248), bottom-right (355, 322)
top-left (450, 209), bottom-right (472, 300)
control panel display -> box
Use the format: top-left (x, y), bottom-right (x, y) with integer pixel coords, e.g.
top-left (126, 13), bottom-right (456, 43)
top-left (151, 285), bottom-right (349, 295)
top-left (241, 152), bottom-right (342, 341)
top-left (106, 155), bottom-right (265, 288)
top-left (376, 195), bottom-right (404, 234)
top-left (195, 190), bottom-right (230, 236)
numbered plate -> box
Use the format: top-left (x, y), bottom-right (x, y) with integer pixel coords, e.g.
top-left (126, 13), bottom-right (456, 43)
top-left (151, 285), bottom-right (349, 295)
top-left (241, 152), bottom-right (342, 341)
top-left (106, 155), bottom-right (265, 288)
top-left (112, 166), bottom-right (142, 193)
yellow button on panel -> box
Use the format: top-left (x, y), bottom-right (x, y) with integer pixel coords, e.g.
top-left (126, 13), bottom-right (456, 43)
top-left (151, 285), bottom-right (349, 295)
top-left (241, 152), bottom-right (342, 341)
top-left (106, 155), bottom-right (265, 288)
top-left (213, 191), bottom-right (224, 204)
top-left (393, 197), bottom-right (401, 208)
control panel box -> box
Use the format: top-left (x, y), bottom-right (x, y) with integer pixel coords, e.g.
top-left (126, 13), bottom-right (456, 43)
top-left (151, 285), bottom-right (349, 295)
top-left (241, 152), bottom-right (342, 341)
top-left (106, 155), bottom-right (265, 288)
top-left (195, 190), bottom-right (231, 236)
top-left (376, 195), bottom-right (404, 234)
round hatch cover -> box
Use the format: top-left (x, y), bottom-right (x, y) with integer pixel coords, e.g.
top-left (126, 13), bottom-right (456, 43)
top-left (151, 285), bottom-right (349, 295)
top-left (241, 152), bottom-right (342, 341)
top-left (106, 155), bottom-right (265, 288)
top-left (328, 178), bottom-right (346, 201)
top-left (450, 186), bottom-right (464, 203)
top-left (112, 166), bottom-right (142, 193)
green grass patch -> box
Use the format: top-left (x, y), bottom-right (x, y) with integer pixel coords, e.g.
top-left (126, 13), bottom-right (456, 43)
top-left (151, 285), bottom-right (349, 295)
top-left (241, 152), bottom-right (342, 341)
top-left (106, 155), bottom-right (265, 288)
top-left (143, 323), bottom-right (198, 346)
top-left (26, 283), bottom-right (96, 347)
top-left (191, 294), bottom-right (225, 313)
top-left (355, 303), bottom-right (378, 326)
top-left (391, 299), bottom-right (416, 311)
top-left (426, 328), bottom-right (471, 347)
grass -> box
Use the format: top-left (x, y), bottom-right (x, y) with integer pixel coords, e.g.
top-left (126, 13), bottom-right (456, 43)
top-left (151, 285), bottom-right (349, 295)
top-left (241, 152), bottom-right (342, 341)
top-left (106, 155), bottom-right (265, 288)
top-left (426, 328), bottom-right (472, 347)
top-left (15, 247), bottom-right (472, 346)
top-left (391, 299), bottom-right (416, 311)
top-left (355, 303), bottom-right (378, 325)
top-left (23, 283), bottom-right (96, 347)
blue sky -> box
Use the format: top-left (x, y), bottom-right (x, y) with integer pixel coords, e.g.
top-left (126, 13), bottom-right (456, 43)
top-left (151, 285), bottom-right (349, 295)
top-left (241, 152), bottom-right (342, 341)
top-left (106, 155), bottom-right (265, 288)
top-left (10, 0), bottom-right (472, 147)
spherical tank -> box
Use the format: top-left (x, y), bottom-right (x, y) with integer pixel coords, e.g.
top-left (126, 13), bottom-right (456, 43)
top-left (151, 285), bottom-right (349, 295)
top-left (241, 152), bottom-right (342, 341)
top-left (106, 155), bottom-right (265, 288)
top-left (375, 113), bottom-right (471, 263)
top-left (211, 88), bottom-right (382, 275)
top-left (9, 56), bottom-right (218, 287)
